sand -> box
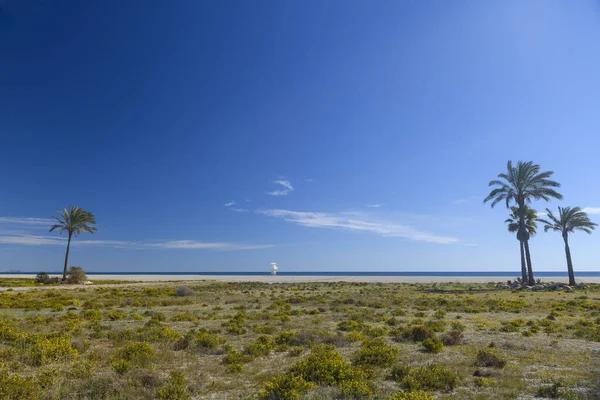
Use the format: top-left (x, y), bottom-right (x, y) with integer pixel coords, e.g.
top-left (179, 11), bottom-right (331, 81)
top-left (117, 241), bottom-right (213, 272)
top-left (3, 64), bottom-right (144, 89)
top-left (2, 273), bottom-right (599, 283)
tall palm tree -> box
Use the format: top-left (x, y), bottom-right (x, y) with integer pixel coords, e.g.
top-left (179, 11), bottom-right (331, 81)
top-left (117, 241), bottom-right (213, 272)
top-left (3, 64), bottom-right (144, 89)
top-left (505, 205), bottom-right (538, 283)
top-left (538, 207), bottom-right (597, 286)
top-left (484, 161), bottom-right (562, 285)
top-left (50, 206), bottom-right (97, 281)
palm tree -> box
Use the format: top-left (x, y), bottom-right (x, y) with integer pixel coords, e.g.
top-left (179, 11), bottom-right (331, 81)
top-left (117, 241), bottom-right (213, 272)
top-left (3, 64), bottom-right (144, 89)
top-left (50, 206), bottom-right (97, 281)
top-left (505, 205), bottom-right (538, 283)
top-left (538, 207), bottom-right (597, 286)
top-left (484, 161), bottom-right (562, 285)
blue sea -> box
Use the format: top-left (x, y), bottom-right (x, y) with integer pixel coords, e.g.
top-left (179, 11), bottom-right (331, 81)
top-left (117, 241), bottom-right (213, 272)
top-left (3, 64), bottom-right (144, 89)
top-left (4, 271), bottom-right (600, 277)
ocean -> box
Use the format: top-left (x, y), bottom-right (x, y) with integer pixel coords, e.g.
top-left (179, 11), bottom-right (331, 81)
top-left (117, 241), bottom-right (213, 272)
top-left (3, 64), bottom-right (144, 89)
top-left (4, 271), bottom-right (600, 277)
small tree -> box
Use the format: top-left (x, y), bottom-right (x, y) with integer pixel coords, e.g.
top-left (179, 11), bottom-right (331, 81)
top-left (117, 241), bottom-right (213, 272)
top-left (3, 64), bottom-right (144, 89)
top-left (35, 272), bottom-right (50, 284)
top-left (65, 266), bottom-right (87, 284)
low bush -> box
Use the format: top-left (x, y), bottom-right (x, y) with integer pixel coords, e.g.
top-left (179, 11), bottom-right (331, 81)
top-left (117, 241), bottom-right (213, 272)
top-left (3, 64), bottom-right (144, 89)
top-left (421, 336), bottom-right (444, 353)
top-left (244, 335), bottom-right (275, 357)
top-left (156, 371), bottom-right (192, 400)
top-left (403, 326), bottom-right (434, 342)
top-left (171, 312), bottom-right (197, 322)
top-left (25, 334), bottom-right (79, 366)
top-left (352, 338), bottom-right (399, 367)
top-left (474, 348), bottom-right (506, 368)
top-left (65, 266), bottom-right (87, 284)
top-left (175, 286), bottom-right (196, 297)
top-left (0, 369), bottom-right (39, 399)
top-left (395, 364), bottom-right (460, 392)
top-left (107, 310), bottom-right (125, 320)
top-left (114, 341), bottom-right (156, 367)
top-left (258, 373), bottom-right (314, 400)
top-left (388, 391), bottom-right (433, 400)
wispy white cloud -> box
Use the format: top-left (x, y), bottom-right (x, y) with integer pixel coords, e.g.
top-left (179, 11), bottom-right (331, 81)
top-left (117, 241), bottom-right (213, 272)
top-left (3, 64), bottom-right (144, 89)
top-left (268, 180), bottom-right (294, 196)
top-left (0, 234), bottom-right (271, 251)
top-left (366, 204), bottom-right (381, 208)
top-left (305, 178), bottom-right (315, 182)
top-left (583, 207), bottom-right (600, 215)
top-left (451, 196), bottom-right (480, 205)
top-left (0, 217), bottom-right (54, 225)
top-left (229, 208), bottom-right (250, 213)
top-left (147, 241), bottom-right (272, 251)
top-left (224, 201), bottom-right (236, 207)
top-left (257, 209), bottom-right (458, 244)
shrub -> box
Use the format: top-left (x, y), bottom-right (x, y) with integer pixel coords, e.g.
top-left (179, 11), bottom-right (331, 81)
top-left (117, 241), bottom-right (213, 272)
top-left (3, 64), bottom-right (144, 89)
top-left (175, 286), bottom-right (196, 297)
top-left (222, 349), bottom-right (245, 373)
top-left (115, 342), bottom-right (155, 367)
top-left (0, 369), bottom-right (39, 399)
top-left (289, 346), bottom-right (304, 356)
top-left (111, 358), bottom-right (131, 375)
top-left (388, 391), bottom-right (433, 400)
top-left (338, 320), bottom-right (362, 331)
top-left (421, 336), bottom-right (444, 353)
top-left (390, 364), bottom-right (412, 382)
top-left (82, 309), bottom-right (102, 321)
top-left (171, 312), bottom-right (197, 322)
top-left (276, 331), bottom-right (299, 346)
top-left (352, 338), bottom-right (399, 367)
top-left (403, 326), bottom-right (434, 342)
top-left (400, 364), bottom-right (460, 391)
top-left (65, 266), bottom-right (87, 284)
top-left (474, 376), bottom-right (497, 387)
top-left (107, 310), bottom-right (125, 320)
top-left (157, 371), bottom-right (192, 400)
top-left (441, 328), bottom-right (464, 346)
top-left (244, 335), bottom-right (275, 357)
top-left (258, 373), bottom-right (314, 400)
top-left (35, 272), bottom-right (50, 284)
top-left (25, 334), bottom-right (78, 366)
top-left (175, 329), bottom-right (224, 352)
top-left (338, 378), bottom-right (374, 399)
top-left (474, 348), bottom-right (506, 368)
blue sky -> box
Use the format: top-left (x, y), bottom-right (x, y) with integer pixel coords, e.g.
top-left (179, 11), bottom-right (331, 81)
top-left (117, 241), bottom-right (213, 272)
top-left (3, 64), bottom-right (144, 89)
top-left (1, 1), bottom-right (599, 273)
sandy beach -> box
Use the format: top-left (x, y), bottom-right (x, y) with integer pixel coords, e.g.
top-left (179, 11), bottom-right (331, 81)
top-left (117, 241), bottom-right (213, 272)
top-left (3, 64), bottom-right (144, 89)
top-left (2, 274), bottom-right (600, 284)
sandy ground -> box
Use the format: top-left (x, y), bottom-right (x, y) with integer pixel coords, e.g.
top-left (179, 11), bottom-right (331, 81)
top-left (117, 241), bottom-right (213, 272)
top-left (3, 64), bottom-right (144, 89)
top-left (2, 273), bottom-right (599, 284)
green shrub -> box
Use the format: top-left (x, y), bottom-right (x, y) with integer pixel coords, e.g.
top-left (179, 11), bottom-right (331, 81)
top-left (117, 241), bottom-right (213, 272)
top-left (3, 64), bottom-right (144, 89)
top-left (111, 358), bottom-right (132, 375)
top-left (171, 312), bottom-right (197, 322)
top-left (157, 371), bottom-right (192, 400)
top-left (338, 320), bottom-right (362, 331)
top-left (244, 335), bottom-right (275, 357)
top-left (474, 376), bottom-right (497, 387)
top-left (400, 364), bottom-right (459, 391)
top-left (352, 338), bottom-right (399, 367)
top-left (289, 346), bottom-right (304, 356)
top-left (388, 391), bottom-right (433, 400)
top-left (25, 334), bottom-right (78, 366)
top-left (35, 272), bottom-right (50, 284)
top-left (115, 341), bottom-right (155, 367)
top-left (338, 378), bottom-right (374, 398)
top-left (82, 309), bottom-right (102, 321)
top-left (276, 331), bottom-right (299, 345)
top-left (289, 344), bottom-right (355, 386)
top-left (421, 336), bottom-right (444, 353)
top-left (404, 326), bottom-right (434, 342)
top-left (474, 348), bottom-right (506, 368)
top-left (0, 369), bottom-right (39, 399)
top-left (107, 310), bottom-right (125, 320)
top-left (65, 266), bottom-right (87, 284)
top-left (258, 373), bottom-right (314, 400)
top-left (390, 364), bottom-right (412, 382)
top-left (222, 349), bottom-right (245, 373)
top-left (175, 329), bottom-right (225, 352)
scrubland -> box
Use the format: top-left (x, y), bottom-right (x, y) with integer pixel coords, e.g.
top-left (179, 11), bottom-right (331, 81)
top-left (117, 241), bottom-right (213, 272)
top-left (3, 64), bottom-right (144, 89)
top-left (0, 280), bottom-right (599, 399)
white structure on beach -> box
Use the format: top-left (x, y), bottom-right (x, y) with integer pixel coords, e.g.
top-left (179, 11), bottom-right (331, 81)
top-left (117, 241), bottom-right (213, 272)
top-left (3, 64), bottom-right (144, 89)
top-left (270, 262), bottom-right (278, 276)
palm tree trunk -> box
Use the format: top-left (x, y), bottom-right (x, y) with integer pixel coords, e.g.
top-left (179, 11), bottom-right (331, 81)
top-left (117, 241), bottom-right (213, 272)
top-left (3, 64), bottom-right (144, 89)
top-left (563, 235), bottom-right (575, 286)
top-left (519, 240), bottom-right (527, 284)
top-left (523, 239), bottom-right (535, 285)
top-left (62, 232), bottom-right (72, 281)
top-left (518, 201), bottom-right (535, 285)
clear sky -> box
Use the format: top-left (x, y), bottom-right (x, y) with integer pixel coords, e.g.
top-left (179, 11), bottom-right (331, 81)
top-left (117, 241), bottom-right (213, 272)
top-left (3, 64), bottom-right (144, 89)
top-left (1, 1), bottom-right (599, 273)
